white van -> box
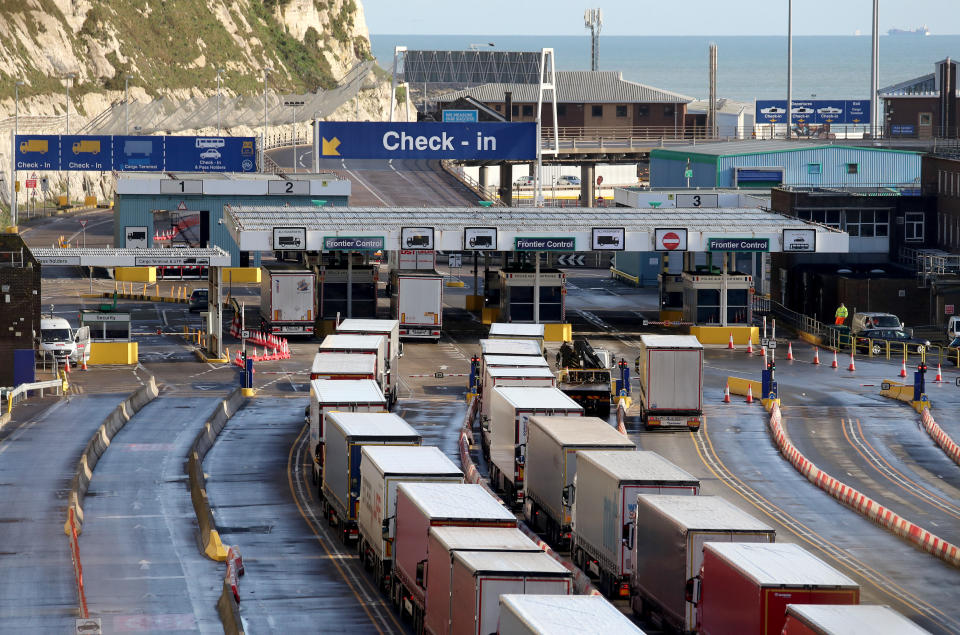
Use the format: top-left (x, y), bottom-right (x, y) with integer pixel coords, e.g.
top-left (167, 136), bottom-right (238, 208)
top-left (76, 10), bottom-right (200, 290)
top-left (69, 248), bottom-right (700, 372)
top-left (949, 316), bottom-right (960, 342)
top-left (39, 317), bottom-right (90, 366)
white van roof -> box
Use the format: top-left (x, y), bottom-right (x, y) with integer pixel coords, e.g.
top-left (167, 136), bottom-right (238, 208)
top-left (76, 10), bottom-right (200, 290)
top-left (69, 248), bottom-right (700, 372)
top-left (40, 317), bottom-right (72, 329)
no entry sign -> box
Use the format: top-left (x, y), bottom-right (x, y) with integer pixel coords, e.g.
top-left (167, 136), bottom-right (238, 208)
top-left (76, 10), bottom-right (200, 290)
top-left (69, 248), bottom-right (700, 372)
top-left (655, 228), bottom-right (688, 252)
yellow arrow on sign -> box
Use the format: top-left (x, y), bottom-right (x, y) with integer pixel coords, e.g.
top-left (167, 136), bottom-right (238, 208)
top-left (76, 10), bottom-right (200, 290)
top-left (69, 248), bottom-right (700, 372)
top-left (322, 137), bottom-right (341, 156)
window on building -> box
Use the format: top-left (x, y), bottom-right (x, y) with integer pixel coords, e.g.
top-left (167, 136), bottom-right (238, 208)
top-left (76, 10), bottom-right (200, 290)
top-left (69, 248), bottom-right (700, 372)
top-left (920, 113), bottom-right (933, 125)
top-left (591, 105), bottom-right (603, 117)
top-left (616, 105), bottom-right (628, 117)
top-left (696, 288), bottom-right (721, 324)
top-left (522, 105), bottom-right (534, 117)
top-left (664, 105), bottom-right (675, 117)
top-left (495, 104), bottom-right (502, 112)
top-left (807, 163), bottom-right (822, 175)
top-left (796, 208), bottom-right (842, 230)
top-left (511, 105), bottom-right (519, 117)
top-left (637, 105), bottom-right (650, 117)
top-left (557, 104), bottom-right (567, 117)
top-left (843, 209), bottom-right (889, 238)
top-left (846, 163), bottom-right (859, 175)
top-left (905, 212), bottom-right (924, 242)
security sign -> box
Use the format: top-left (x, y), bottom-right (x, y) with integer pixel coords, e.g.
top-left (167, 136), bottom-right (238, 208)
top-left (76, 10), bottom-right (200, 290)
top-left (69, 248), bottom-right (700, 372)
top-left (655, 228), bottom-right (688, 252)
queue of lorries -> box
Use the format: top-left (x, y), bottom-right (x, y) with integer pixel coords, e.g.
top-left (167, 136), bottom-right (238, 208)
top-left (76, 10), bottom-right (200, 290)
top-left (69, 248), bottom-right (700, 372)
top-left (301, 319), bottom-right (927, 634)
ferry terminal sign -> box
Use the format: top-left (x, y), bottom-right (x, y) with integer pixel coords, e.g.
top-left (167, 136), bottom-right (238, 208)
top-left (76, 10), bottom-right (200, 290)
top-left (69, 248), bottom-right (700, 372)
top-left (708, 237), bottom-right (769, 252)
top-left (514, 237), bottom-right (576, 251)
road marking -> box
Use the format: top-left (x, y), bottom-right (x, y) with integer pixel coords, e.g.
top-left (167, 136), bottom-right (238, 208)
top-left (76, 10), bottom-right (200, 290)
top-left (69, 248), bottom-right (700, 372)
top-left (342, 160), bottom-right (391, 207)
top-left (691, 420), bottom-right (960, 630)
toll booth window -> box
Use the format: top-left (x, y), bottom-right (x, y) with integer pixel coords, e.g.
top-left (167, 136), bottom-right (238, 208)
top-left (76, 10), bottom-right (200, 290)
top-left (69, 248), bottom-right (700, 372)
top-left (696, 289), bottom-right (721, 324)
top-left (727, 289), bottom-right (749, 324)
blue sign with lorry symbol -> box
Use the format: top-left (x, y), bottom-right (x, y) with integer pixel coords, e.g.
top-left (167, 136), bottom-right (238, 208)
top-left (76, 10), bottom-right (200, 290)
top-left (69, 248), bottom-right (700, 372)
top-left (63, 135), bottom-right (112, 170)
top-left (314, 121), bottom-right (537, 160)
top-left (15, 135), bottom-right (60, 170)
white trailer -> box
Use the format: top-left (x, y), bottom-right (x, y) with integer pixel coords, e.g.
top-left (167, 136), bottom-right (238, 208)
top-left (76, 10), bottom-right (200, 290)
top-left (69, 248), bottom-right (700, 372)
top-left (321, 412), bottom-right (420, 543)
top-left (570, 450), bottom-right (700, 599)
top-left (480, 366), bottom-right (556, 418)
top-left (635, 334), bottom-right (704, 431)
top-left (259, 266), bottom-right (316, 335)
top-left (488, 323), bottom-right (545, 352)
top-left (357, 446), bottom-right (463, 588)
top-left (318, 334), bottom-right (388, 402)
top-left (337, 318), bottom-right (402, 404)
top-left (310, 352), bottom-right (377, 381)
top-left (449, 551), bottom-right (572, 635)
top-left (486, 386), bottom-right (583, 508)
top-left (499, 595), bottom-right (646, 635)
top-left (424, 526), bottom-right (543, 635)
top-left (479, 338), bottom-right (543, 358)
top-left (630, 494), bottom-right (775, 632)
top-left (782, 604), bottom-right (931, 635)
top-left (523, 416), bottom-right (635, 547)
top-left (392, 272), bottom-right (443, 340)
top-left (309, 379), bottom-right (387, 487)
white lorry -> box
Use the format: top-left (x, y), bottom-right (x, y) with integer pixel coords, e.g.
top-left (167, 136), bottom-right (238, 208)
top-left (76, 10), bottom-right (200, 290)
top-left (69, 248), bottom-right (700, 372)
top-left (310, 353), bottom-right (377, 381)
top-left (630, 494), bottom-right (775, 632)
top-left (498, 595), bottom-right (645, 635)
top-left (523, 416), bottom-right (635, 547)
top-left (391, 272), bottom-right (442, 340)
top-left (259, 266), bottom-right (316, 335)
top-left (318, 334), bottom-right (388, 402)
top-left (308, 379), bottom-right (387, 488)
top-left (480, 366), bottom-right (556, 418)
top-left (357, 445), bottom-right (463, 589)
top-left (486, 386), bottom-right (583, 508)
top-left (321, 412), bottom-right (420, 543)
top-left (569, 450), bottom-right (700, 598)
top-left (38, 316), bottom-right (90, 367)
top-left (488, 323), bottom-right (545, 352)
top-left (635, 334), bottom-right (704, 431)
top-left (337, 318), bottom-right (401, 404)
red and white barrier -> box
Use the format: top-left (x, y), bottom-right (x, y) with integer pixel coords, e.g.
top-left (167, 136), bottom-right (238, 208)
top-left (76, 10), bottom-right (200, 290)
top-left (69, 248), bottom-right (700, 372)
top-left (920, 408), bottom-right (960, 469)
top-left (766, 402), bottom-right (960, 568)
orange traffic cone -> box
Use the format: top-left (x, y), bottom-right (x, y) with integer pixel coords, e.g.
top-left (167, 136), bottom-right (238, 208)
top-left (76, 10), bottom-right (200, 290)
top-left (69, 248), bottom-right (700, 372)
top-left (899, 359), bottom-right (907, 378)
top-left (786, 342), bottom-right (795, 361)
top-left (64, 358), bottom-right (71, 374)
top-left (936, 363), bottom-right (943, 382)
top-left (81, 357), bottom-right (87, 371)
top-left (728, 332), bottom-right (735, 350)
top-left (723, 383), bottom-right (731, 403)
top-left (831, 350), bottom-right (839, 369)
top-left (746, 384), bottom-right (754, 404)
top-left (746, 336), bottom-right (754, 354)
top-left (848, 351), bottom-right (856, 372)
top-left (812, 347), bottom-right (820, 365)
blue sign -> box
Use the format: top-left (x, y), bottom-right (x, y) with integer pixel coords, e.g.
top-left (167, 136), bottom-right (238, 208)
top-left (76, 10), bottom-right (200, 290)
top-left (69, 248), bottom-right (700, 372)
top-left (14, 134), bottom-right (257, 172)
top-left (314, 122), bottom-right (537, 160)
top-left (442, 109), bottom-right (479, 123)
top-left (166, 136), bottom-right (257, 172)
top-left (891, 124), bottom-right (916, 136)
top-left (15, 135), bottom-right (60, 170)
top-left (755, 100), bottom-right (871, 125)
top-left (113, 135), bottom-right (164, 171)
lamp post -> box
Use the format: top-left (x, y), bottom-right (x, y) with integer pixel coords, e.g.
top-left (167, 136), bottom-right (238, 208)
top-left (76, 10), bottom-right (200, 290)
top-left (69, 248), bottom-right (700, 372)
top-left (216, 68), bottom-right (223, 135)
top-left (124, 73), bottom-right (133, 134)
top-left (64, 72), bottom-right (75, 207)
top-left (262, 66), bottom-right (273, 172)
top-left (284, 99), bottom-right (305, 173)
top-left (13, 80), bottom-right (23, 226)
top-left (786, 0), bottom-right (792, 140)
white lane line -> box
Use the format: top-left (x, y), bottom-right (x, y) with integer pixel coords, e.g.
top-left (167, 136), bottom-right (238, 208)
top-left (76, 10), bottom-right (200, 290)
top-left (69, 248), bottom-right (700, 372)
top-left (342, 160), bottom-right (391, 207)
top-left (0, 398), bottom-right (68, 457)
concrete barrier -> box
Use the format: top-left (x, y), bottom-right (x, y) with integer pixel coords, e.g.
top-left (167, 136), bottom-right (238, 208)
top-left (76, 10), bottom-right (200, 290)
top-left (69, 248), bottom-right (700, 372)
top-left (765, 400), bottom-right (960, 568)
top-left (879, 379), bottom-right (930, 414)
top-left (222, 267), bottom-right (261, 284)
top-left (689, 325), bottom-right (759, 346)
top-left (543, 323), bottom-right (572, 343)
top-left (920, 408), bottom-right (960, 468)
top-left (216, 578), bottom-right (245, 635)
top-left (64, 376), bottom-right (159, 536)
top-left (114, 267), bottom-right (157, 282)
top-left (88, 341), bottom-right (139, 365)
top-left (186, 388), bottom-right (246, 562)
top-left (727, 375), bottom-right (762, 398)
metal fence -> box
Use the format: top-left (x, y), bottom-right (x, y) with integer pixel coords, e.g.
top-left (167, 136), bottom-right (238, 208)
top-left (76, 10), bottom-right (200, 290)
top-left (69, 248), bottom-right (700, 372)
top-left (4, 378), bottom-right (64, 413)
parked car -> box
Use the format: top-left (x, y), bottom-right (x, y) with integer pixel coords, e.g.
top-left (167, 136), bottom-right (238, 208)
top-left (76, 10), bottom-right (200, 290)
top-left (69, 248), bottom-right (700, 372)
top-left (514, 175), bottom-right (534, 187)
top-left (189, 288), bottom-right (208, 313)
top-left (850, 311), bottom-right (902, 335)
top-left (855, 328), bottom-right (930, 355)
top-left (558, 175), bottom-right (581, 186)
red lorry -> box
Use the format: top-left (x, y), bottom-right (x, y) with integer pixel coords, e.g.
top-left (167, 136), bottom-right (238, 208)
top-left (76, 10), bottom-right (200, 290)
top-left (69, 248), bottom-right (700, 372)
top-left (693, 542), bottom-right (859, 635)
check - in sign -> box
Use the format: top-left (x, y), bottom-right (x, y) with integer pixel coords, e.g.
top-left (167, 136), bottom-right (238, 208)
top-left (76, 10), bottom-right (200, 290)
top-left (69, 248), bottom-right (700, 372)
top-left (315, 122), bottom-right (537, 160)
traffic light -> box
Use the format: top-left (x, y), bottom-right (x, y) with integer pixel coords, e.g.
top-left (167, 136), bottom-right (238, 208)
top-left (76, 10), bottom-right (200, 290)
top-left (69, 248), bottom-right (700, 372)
top-left (767, 359), bottom-right (776, 372)
top-left (917, 362), bottom-right (928, 375)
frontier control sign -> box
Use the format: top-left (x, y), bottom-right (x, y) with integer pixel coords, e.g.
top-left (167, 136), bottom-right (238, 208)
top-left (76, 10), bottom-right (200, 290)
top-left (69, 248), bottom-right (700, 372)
top-left (514, 237), bottom-right (575, 251)
top-left (315, 122), bottom-right (537, 160)
top-left (323, 236), bottom-right (384, 251)
top-left (708, 238), bottom-right (770, 252)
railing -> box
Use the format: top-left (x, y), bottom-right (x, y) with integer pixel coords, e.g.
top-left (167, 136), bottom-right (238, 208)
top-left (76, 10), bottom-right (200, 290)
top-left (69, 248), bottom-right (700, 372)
top-left (4, 378), bottom-right (64, 413)
top-left (441, 161), bottom-right (502, 205)
top-left (767, 300), bottom-right (828, 338)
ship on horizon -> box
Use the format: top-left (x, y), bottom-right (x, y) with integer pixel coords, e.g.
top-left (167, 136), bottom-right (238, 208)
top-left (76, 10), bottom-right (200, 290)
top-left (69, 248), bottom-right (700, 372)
top-left (888, 25), bottom-right (930, 36)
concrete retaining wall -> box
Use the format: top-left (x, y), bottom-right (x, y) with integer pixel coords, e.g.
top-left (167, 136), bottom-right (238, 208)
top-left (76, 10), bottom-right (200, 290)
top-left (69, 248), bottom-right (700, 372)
top-left (64, 375), bottom-right (159, 535)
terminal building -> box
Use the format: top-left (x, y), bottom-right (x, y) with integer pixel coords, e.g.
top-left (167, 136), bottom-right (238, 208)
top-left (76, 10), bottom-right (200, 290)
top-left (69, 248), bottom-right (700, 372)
top-left (649, 141), bottom-right (921, 189)
top-left (879, 58), bottom-right (959, 138)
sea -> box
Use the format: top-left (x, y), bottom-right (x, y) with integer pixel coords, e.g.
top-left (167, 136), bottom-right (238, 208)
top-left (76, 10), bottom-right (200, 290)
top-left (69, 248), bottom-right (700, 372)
top-left (370, 34), bottom-right (960, 105)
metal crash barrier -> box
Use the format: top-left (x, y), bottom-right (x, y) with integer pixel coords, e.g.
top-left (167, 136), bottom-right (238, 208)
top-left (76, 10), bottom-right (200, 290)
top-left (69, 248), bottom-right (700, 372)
top-left (5, 378), bottom-right (65, 413)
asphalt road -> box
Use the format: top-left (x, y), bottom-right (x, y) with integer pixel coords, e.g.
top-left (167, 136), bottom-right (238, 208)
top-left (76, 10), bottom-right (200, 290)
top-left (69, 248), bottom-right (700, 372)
top-left (0, 394), bottom-right (126, 631)
top-left (80, 396), bottom-right (223, 633)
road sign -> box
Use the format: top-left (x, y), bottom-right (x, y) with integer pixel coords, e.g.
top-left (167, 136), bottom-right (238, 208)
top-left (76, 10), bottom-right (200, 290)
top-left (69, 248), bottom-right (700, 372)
top-left (442, 109), bottom-right (479, 123)
top-left (683, 169), bottom-right (693, 178)
top-left (79, 219), bottom-right (88, 228)
top-left (314, 122), bottom-right (537, 160)
top-left (591, 227), bottom-right (624, 251)
top-left (323, 236), bottom-right (385, 251)
top-left (40, 176), bottom-right (49, 191)
top-left (946, 304), bottom-right (955, 316)
top-left (448, 253), bottom-right (462, 268)
top-left (25, 178), bottom-right (36, 188)
top-left (113, 135), bottom-right (164, 171)
top-left (955, 377), bottom-right (960, 388)
top-left (464, 227), bottom-right (497, 250)
top-left (283, 99), bottom-right (306, 108)
top-left (15, 135), bottom-right (59, 170)
top-left (761, 338), bottom-right (770, 347)
top-left (514, 237), bottom-right (575, 251)
top-left (597, 175), bottom-right (603, 185)
top-left (708, 237), bottom-right (770, 252)
top-left (556, 254), bottom-right (586, 266)
top-left (273, 227), bottom-right (306, 251)
top-left (241, 330), bottom-right (251, 339)
top-left (165, 136), bottom-right (257, 172)
top-left (654, 228), bottom-right (688, 252)
top-left (755, 99), bottom-right (871, 125)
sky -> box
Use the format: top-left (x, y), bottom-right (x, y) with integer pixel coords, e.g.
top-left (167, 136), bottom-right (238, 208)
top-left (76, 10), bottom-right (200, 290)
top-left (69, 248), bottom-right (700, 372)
top-left (362, 0), bottom-right (957, 36)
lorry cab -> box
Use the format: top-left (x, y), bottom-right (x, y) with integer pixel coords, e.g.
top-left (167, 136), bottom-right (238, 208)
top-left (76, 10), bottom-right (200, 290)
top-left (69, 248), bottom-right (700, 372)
top-left (39, 317), bottom-right (90, 365)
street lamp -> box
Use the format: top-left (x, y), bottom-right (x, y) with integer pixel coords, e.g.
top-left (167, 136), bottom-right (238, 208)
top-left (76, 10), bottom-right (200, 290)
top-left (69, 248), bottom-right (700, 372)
top-left (13, 80), bottom-right (23, 226)
top-left (124, 73), bottom-right (134, 134)
top-left (64, 72), bottom-right (75, 207)
top-left (284, 99), bottom-right (305, 173)
top-left (786, 0), bottom-right (793, 140)
top-left (262, 66), bottom-right (273, 172)
top-left (216, 68), bottom-right (224, 135)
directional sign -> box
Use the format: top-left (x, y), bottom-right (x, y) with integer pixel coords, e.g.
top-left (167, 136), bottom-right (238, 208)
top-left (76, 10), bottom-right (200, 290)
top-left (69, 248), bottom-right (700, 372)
top-left (15, 135), bottom-right (59, 170)
top-left (113, 135), bottom-right (164, 171)
top-left (165, 136), bottom-right (257, 172)
top-left (314, 122), bottom-right (537, 160)
top-left (556, 254), bottom-right (586, 266)
top-left (63, 135), bottom-right (112, 170)
top-left (755, 100), bottom-right (871, 125)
